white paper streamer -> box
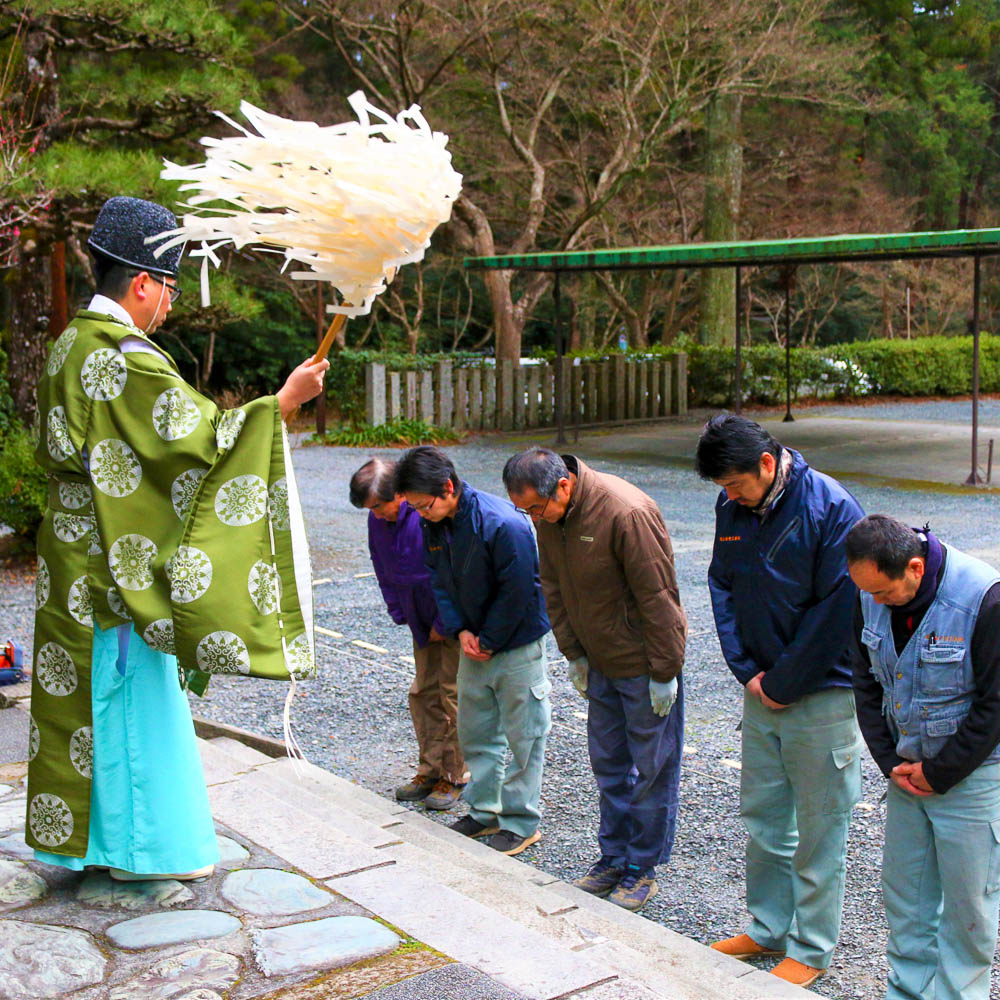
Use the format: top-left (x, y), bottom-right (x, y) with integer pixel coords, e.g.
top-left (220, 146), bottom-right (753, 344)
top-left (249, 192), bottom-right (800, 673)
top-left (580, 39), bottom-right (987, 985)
top-left (153, 92), bottom-right (463, 316)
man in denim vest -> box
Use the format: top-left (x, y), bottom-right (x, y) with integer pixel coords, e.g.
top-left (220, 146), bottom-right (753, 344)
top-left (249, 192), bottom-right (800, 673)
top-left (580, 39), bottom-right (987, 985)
top-left (697, 414), bottom-right (865, 989)
top-left (848, 514), bottom-right (1000, 1000)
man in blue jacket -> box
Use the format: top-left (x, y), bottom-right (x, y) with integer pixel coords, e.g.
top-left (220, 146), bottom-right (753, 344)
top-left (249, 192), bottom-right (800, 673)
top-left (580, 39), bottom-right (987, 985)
top-left (349, 458), bottom-right (466, 810)
top-left (395, 446), bottom-right (552, 856)
top-left (695, 414), bottom-right (865, 990)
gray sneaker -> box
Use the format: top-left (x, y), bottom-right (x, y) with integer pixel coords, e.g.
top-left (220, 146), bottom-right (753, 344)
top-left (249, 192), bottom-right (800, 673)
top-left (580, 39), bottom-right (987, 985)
top-left (573, 857), bottom-right (624, 897)
top-left (423, 779), bottom-right (464, 811)
top-left (395, 775), bottom-right (437, 801)
top-left (608, 865), bottom-right (658, 911)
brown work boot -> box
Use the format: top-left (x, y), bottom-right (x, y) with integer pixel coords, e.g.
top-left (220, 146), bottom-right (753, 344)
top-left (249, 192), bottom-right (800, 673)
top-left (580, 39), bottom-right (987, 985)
top-left (710, 933), bottom-right (784, 960)
top-left (395, 775), bottom-right (437, 801)
top-left (422, 779), bottom-right (463, 810)
top-left (770, 958), bottom-right (825, 988)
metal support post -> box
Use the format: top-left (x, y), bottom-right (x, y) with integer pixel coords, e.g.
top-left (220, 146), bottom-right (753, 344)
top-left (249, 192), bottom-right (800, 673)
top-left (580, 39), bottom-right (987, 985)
top-left (554, 272), bottom-right (566, 445)
top-left (783, 266), bottom-right (795, 422)
top-left (734, 266), bottom-right (742, 415)
top-left (966, 255), bottom-right (982, 485)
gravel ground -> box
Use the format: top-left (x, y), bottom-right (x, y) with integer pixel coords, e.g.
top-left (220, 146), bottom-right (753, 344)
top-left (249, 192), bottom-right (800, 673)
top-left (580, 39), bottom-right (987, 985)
top-left (4, 403), bottom-right (1000, 999)
top-left (785, 395), bottom-right (1000, 426)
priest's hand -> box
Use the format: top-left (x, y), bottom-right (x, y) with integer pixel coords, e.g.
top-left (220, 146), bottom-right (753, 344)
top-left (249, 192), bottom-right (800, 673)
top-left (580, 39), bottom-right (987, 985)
top-left (277, 357), bottom-right (330, 420)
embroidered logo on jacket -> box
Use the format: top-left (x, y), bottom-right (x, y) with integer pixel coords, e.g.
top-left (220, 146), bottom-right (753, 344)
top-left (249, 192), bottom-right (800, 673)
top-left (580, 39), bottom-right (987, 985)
top-left (718, 535), bottom-right (742, 542)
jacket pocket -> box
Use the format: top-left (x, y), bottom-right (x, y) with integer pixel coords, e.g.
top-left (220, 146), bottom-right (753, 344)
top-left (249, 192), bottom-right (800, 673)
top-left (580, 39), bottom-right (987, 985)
top-left (919, 702), bottom-right (969, 758)
top-left (918, 644), bottom-right (966, 698)
top-left (765, 516), bottom-right (801, 562)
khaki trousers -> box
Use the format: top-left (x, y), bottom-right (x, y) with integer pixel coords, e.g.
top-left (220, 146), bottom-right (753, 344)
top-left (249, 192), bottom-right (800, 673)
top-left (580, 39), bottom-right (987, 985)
top-left (411, 638), bottom-right (465, 784)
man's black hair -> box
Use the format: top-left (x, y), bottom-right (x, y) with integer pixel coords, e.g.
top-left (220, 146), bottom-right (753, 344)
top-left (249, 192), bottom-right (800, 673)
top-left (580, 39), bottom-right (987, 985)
top-left (92, 253), bottom-right (135, 301)
top-left (845, 514), bottom-right (926, 579)
top-left (393, 445), bottom-right (460, 497)
top-left (694, 413), bottom-right (782, 480)
top-left (502, 448), bottom-right (568, 498)
top-left (349, 458), bottom-right (397, 509)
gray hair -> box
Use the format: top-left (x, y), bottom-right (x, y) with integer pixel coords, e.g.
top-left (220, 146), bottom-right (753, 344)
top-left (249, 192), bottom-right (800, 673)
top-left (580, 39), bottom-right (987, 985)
top-left (845, 514), bottom-right (926, 579)
top-left (502, 448), bottom-right (568, 498)
top-left (349, 458), bottom-right (397, 508)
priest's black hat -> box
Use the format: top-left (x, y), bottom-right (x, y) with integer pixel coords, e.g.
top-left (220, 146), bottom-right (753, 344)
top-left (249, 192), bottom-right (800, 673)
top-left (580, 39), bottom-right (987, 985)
top-left (87, 197), bottom-right (182, 277)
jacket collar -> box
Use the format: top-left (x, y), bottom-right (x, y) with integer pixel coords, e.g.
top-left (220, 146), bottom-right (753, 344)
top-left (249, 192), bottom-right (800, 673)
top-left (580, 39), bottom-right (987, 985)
top-left (561, 455), bottom-right (592, 522)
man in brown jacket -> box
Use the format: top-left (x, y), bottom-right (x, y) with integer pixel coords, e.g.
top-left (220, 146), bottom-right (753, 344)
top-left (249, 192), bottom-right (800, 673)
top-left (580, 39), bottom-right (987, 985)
top-left (504, 448), bottom-right (686, 911)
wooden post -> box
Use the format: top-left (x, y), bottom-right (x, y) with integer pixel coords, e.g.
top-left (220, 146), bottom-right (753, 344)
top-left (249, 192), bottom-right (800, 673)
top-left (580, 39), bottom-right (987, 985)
top-left (542, 366), bottom-right (554, 425)
top-left (435, 360), bottom-right (453, 428)
top-left (660, 361), bottom-right (672, 417)
top-left (672, 352), bottom-right (688, 415)
top-left (626, 361), bottom-right (637, 420)
top-left (419, 370), bottom-right (434, 423)
top-left (514, 366), bottom-right (526, 430)
top-left (315, 283), bottom-right (326, 435)
top-left (454, 369), bottom-right (468, 430)
top-left (388, 371), bottom-right (402, 420)
top-left (365, 363), bottom-right (386, 426)
top-left (583, 363), bottom-right (597, 423)
top-left (527, 367), bottom-right (540, 426)
top-left (613, 355), bottom-right (626, 421)
top-left (470, 368), bottom-right (483, 429)
top-left (404, 371), bottom-right (418, 420)
top-left (499, 359), bottom-right (514, 430)
top-left (598, 361), bottom-right (610, 423)
top-left (484, 367), bottom-right (497, 428)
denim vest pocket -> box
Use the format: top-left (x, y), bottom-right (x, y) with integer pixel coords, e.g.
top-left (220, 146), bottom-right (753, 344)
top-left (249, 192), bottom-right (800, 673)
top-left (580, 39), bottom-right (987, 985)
top-left (920, 703), bottom-right (967, 758)
top-left (986, 820), bottom-right (1000, 894)
top-left (918, 644), bottom-right (966, 697)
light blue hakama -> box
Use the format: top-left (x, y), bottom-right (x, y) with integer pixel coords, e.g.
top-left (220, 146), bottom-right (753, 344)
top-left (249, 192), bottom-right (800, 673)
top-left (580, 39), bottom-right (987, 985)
top-left (35, 621), bottom-right (219, 874)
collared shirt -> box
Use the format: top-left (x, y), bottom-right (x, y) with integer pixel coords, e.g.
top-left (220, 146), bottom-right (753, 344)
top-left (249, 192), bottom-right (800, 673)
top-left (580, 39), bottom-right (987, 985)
top-left (87, 294), bottom-right (167, 360)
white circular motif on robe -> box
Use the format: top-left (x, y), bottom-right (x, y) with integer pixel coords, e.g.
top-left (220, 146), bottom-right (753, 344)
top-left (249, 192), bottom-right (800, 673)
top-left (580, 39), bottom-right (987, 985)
top-left (28, 715), bottom-right (39, 761)
top-left (81, 348), bottom-right (127, 401)
top-left (35, 556), bottom-right (50, 610)
top-left (286, 632), bottom-right (316, 679)
top-left (88, 524), bottom-right (103, 556)
top-left (67, 576), bottom-right (94, 627)
top-left (46, 325), bottom-right (77, 376)
top-left (170, 468), bottom-right (208, 521)
top-left (216, 409), bottom-right (246, 450)
top-left (36, 642), bottom-right (77, 696)
top-left (58, 481), bottom-right (92, 510)
top-left (268, 478), bottom-right (290, 531)
top-left (108, 534), bottom-right (157, 591)
top-left (29, 793), bottom-right (74, 847)
top-left (153, 388), bottom-right (202, 441)
top-left (107, 587), bottom-right (131, 620)
top-left (168, 546), bottom-right (212, 604)
top-left (215, 475), bottom-right (268, 527)
top-left (69, 726), bottom-right (94, 779)
top-left (196, 631), bottom-right (251, 674)
top-left (248, 560), bottom-right (281, 615)
top-left (90, 438), bottom-right (142, 498)
top-left (53, 513), bottom-right (93, 544)
top-left (142, 618), bottom-right (176, 655)
top-left (46, 406), bottom-right (75, 462)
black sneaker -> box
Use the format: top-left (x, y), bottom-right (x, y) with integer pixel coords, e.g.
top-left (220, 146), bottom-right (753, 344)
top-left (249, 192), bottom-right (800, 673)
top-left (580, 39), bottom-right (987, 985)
top-left (448, 815), bottom-right (499, 839)
top-left (573, 857), bottom-right (624, 897)
top-left (485, 829), bottom-right (542, 856)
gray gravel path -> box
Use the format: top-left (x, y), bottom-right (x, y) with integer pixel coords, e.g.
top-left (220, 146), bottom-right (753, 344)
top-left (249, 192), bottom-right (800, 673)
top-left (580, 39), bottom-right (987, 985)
top-left (4, 405), bottom-right (1000, 999)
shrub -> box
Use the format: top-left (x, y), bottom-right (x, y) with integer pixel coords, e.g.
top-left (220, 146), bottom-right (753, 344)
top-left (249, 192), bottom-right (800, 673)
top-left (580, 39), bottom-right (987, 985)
top-left (0, 422), bottom-right (46, 540)
top-left (312, 417), bottom-right (463, 447)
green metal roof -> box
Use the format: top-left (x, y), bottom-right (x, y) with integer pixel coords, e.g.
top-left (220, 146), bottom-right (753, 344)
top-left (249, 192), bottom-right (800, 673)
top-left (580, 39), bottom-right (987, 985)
top-left (464, 228), bottom-right (1000, 272)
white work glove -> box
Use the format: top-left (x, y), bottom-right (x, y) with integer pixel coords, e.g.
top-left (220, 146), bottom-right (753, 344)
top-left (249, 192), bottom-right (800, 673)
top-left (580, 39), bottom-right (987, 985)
top-left (568, 656), bottom-right (589, 699)
top-left (649, 677), bottom-right (678, 717)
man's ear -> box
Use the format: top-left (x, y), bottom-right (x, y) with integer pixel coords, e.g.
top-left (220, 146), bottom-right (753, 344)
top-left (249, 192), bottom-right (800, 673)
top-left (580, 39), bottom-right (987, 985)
top-left (759, 451), bottom-right (777, 477)
top-left (132, 271), bottom-right (150, 300)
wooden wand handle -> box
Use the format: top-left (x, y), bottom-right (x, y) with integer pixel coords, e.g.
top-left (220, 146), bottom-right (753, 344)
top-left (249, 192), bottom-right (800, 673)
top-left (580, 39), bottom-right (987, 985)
top-left (312, 312), bottom-right (348, 364)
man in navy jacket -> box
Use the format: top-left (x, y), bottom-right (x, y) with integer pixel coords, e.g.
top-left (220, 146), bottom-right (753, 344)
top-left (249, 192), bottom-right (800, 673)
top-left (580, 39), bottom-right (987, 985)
top-left (395, 446), bottom-right (552, 856)
top-left (696, 414), bottom-right (865, 990)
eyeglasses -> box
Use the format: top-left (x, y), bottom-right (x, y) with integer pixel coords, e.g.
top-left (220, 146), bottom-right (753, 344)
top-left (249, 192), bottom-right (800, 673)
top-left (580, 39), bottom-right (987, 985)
top-left (411, 496), bottom-right (438, 513)
top-left (519, 497), bottom-right (551, 520)
top-left (144, 273), bottom-right (183, 303)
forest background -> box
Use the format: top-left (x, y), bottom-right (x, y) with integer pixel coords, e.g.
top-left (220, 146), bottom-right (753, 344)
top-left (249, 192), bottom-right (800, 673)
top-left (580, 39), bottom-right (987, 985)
top-left (2, 0), bottom-right (1000, 431)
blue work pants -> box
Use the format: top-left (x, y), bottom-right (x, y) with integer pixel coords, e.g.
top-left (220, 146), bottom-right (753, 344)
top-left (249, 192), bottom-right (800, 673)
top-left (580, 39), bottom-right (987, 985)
top-left (882, 762), bottom-right (1000, 1000)
top-left (586, 668), bottom-right (684, 872)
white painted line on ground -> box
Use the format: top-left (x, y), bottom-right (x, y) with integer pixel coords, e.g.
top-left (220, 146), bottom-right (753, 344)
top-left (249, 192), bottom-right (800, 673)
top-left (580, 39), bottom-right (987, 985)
top-left (572, 711), bottom-right (588, 721)
top-left (682, 745), bottom-right (698, 754)
top-left (315, 626), bottom-right (344, 639)
top-left (312, 578), bottom-right (332, 585)
top-left (720, 758), bottom-right (742, 770)
top-left (352, 640), bottom-right (389, 654)
top-left (398, 655), bottom-right (416, 666)
top-left (354, 572), bottom-right (376, 579)
top-left (855, 802), bottom-right (875, 812)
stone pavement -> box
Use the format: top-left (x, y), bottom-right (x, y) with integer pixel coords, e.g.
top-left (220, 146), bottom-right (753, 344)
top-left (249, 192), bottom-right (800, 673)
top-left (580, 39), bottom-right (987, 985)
top-left (0, 686), bottom-right (813, 1000)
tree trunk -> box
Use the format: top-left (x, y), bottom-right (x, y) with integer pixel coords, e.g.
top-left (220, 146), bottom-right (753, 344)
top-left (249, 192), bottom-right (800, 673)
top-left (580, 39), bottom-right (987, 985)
top-left (697, 92), bottom-right (743, 347)
top-left (8, 246), bottom-right (52, 422)
top-left (49, 241), bottom-right (68, 337)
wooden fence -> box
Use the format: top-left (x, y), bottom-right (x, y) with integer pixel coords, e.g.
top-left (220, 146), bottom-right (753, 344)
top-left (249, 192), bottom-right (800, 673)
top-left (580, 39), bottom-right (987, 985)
top-left (364, 354), bottom-right (687, 430)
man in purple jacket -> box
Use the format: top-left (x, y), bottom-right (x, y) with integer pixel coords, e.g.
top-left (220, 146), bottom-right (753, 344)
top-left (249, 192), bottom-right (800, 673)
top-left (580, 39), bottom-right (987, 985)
top-left (350, 458), bottom-right (466, 809)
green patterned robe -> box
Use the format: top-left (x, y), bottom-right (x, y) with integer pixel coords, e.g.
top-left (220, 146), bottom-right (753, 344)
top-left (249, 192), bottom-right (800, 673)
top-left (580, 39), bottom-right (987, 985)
top-left (27, 309), bottom-right (315, 856)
